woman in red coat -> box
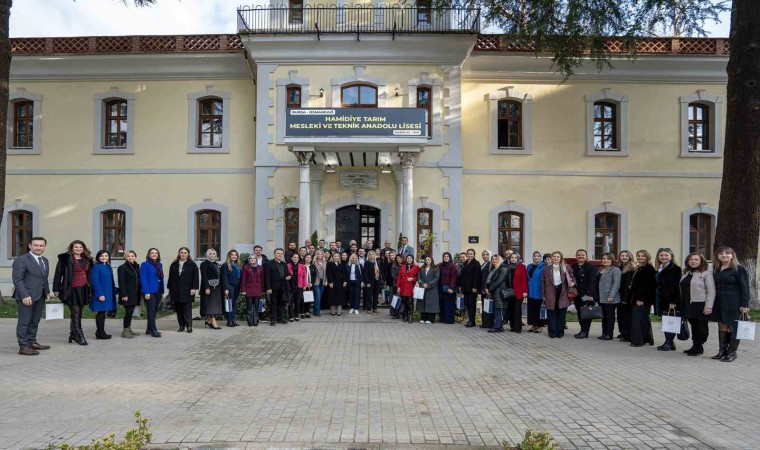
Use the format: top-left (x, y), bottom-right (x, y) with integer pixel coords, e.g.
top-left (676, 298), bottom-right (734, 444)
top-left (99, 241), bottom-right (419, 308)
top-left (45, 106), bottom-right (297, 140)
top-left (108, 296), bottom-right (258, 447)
top-left (506, 253), bottom-right (529, 333)
top-left (396, 254), bottom-right (420, 321)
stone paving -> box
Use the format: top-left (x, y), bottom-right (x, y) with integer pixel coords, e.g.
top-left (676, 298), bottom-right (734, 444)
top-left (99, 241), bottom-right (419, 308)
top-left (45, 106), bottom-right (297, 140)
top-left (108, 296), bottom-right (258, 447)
top-left (1, 309), bottom-right (758, 450)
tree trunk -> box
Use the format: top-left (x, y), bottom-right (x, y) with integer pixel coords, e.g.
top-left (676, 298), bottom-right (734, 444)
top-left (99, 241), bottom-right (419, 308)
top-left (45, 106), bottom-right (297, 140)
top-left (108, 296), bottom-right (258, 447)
top-left (0, 0), bottom-right (10, 236)
top-left (716, 0), bottom-right (760, 307)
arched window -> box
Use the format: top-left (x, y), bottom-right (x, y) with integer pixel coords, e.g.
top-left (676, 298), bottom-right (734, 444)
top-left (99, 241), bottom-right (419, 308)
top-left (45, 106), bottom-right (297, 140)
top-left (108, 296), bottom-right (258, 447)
top-left (13, 101), bottom-right (33, 148)
top-left (341, 84), bottom-right (377, 108)
top-left (196, 209), bottom-right (221, 258)
top-left (689, 213), bottom-right (713, 255)
top-left (417, 208), bottom-right (433, 256)
top-left (688, 103), bottom-right (710, 152)
top-left (594, 213), bottom-right (619, 259)
top-left (284, 207), bottom-right (299, 248)
top-left (286, 85), bottom-right (302, 109)
top-left (10, 210), bottom-right (33, 258)
top-left (198, 97), bottom-right (223, 148)
top-left (104, 99), bottom-right (128, 148)
top-left (101, 209), bottom-right (126, 258)
top-left (593, 102), bottom-right (617, 150)
top-left (417, 86), bottom-right (432, 138)
top-left (497, 211), bottom-right (523, 257)
top-left (417, 0), bottom-right (432, 24)
top-left (497, 99), bottom-right (521, 148)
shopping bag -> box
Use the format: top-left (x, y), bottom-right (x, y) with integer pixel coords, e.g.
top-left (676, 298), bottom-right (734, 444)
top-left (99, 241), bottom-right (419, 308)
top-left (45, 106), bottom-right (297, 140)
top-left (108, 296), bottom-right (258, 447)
top-left (224, 297), bottom-right (233, 313)
top-left (540, 303), bottom-right (547, 320)
top-left (735, 313), bottom-right (756, 340)
top-left (456, 295), bottom-right (465, 310)
top-left (413, 286), bottom-right (425, 300)
top-left (258, 298), bottom-right (266, 313)
top-left (579, 303), bottom-right (603, 320)
top-left (661, 312), bottom-right (681, 334)
top-left (483, 298), bottom-right (493, 314)
top-left (45, 303), bottom-right (64, 320)
top-left (303, 291), bottom-right (314, 303)
top-left (391, 295), bottom-right (400, 309)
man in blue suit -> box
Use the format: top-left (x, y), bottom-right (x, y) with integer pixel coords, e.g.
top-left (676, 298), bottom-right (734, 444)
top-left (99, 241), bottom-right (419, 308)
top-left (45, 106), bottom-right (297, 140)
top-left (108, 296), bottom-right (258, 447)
top-left (12, 236), bottom-right (52, 356)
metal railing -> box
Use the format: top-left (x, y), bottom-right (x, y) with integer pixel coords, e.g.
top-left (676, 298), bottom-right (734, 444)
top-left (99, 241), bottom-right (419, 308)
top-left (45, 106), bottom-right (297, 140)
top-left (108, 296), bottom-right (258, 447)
top-left (237, 5), bottom-right (480, 35)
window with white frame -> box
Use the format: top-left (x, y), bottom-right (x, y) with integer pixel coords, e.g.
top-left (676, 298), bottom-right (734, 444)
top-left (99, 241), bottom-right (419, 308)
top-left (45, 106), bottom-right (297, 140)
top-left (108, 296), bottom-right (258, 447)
top-left (187, 86), bottom-right (231, 153)
top-left (488, 86), bottom-right (533, 154)
top-left (7, 88), bottom-right (42, 154)
top-left (679, 90), bottom-right (723, 158)
top-left (585, 89), bottom-right (629, 156)
top-left (93, 88), bottom-right (136, 154)
top-left (0, 202), bottom-right (41, 266)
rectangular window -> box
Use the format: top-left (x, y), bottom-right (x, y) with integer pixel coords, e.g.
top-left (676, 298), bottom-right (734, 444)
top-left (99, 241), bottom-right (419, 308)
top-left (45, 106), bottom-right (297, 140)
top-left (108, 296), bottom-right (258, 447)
top-left (10, 210), bottom-right (33, 258)
top-left (593, 102), bottom-right (617, 151)
top-left (689, 213), bottom-right (713, 255)
top-left (287, 86), bottom-right (302, 109)
top-left (104, 99), bottom-right (128, 148)
top-left (417, 208), bottom-right (433, 257)
top-left (13, 101), bottom-right (33, 148)
top-left (196, 209), bottom-right (221, 258)
top-left (417, 87), bottom-right (432, 139)
top-left (498, 100), bottom-right (521, 148)
top-left (284, 207), bottom-right (299, 248)
top-left (102, 210), bottom-right (126, 258)
top-left (594, 213), bottom-right (619, 259)
top-left (198, 98), bottom-right (223, 148)
top-left (688, 103), bottom-right (710, 152)
top-left (497, 211), bottom-right (523, 257)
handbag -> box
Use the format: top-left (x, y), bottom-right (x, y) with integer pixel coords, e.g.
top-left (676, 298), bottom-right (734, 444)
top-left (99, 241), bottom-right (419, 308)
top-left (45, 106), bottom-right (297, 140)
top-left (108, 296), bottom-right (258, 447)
top-left (45, 303), bottom-right (64, 320)
top-left (565, 270), bottom-right (578, 299)
top-left (661, 309), bottom-right (681, 334)
top-left (540, 303), bottom-right (548, 320)
top-left (413, 286), bottom-right (425, 300)
top-left (579, 303), bottom-right (603, 320)
top-left (303, 290), bottom-right (314, 303)
top-left (677, 317), bottom-right (691, 341)
top-left (735, 313), bottom-right (756, 340)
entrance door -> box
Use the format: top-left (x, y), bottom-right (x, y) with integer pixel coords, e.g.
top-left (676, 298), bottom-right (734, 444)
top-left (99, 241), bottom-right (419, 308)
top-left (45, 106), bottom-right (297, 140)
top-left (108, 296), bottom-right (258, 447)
top-left (335, 205), bottom-right (380, 247)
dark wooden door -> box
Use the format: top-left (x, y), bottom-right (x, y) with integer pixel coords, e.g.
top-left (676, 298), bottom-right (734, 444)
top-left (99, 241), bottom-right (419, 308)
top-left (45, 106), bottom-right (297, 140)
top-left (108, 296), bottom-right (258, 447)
top-left (336, 205), bottom-right (380, 247)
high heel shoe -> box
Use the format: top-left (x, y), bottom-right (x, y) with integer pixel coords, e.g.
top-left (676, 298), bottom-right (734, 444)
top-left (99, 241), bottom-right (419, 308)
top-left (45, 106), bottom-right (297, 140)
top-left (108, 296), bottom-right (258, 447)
top-left (205, 322), bottom-right (221, 330)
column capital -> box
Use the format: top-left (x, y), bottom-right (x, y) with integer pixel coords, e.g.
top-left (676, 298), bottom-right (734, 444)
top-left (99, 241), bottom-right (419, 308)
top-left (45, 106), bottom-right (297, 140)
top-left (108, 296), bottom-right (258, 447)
top-left (293, 150), bottom-right (315, 167)
top-left (398, 151), bottom-right (421, 169)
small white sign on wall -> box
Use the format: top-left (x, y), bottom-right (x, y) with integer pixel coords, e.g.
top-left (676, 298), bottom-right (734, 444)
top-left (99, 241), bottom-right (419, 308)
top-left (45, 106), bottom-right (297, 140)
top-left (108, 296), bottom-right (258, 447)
top-left (339, 170), bottom-right (378, 190)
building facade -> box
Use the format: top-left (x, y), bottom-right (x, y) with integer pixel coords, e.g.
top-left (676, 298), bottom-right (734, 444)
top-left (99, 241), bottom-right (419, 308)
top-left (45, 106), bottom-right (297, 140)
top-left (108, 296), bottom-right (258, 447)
top-left (1, 4), bottom-right (728, 289)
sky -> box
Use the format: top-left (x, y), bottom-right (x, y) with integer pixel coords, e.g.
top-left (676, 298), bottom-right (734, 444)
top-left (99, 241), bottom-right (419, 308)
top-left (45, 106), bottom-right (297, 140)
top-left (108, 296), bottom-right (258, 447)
top-left (10, 0), bottom-right (731, 38)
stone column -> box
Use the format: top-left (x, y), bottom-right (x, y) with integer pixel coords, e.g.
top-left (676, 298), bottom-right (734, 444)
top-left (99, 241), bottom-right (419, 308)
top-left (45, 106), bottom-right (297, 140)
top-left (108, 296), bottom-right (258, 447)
top-left (399, 151), bottom-right (421, 254)
top-left (310, 169), bottom-right (324, 241)
top-left (293, 149), bottom-right (314, 246)
top-left (393, 169), bottom-right (403, 243)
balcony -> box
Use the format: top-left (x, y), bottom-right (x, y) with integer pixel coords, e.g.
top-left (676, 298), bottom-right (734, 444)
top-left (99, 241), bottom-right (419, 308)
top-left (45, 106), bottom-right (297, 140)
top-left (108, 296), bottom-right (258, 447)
top-left (237, 4), bottom-right (480, 36)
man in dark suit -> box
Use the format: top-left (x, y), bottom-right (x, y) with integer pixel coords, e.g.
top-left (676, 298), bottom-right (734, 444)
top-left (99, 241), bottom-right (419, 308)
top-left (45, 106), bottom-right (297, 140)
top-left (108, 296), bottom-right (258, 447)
top-left (398, 237), bottom-right (414, 260)
top-left (12, 237), bottom-right (52, 356)
top-left (265, 248), bottom-right (288, 325)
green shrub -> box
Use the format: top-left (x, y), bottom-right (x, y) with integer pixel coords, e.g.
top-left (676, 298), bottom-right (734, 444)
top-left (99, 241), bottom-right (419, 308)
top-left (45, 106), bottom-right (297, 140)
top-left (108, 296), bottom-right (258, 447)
top-left (505, 430), bottom-right (559, 450)
top-left (50, 411), bottom-right (151, 450)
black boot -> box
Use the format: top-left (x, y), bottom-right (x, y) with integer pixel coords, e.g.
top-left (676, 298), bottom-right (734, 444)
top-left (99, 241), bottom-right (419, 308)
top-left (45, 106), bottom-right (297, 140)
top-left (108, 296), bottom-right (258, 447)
top-left (68, 315), bottom-right (77, 343)
top-left (712, 331), bottom-right (730, 360)
top-left (721, 338), bottom-right (739, 362)
top-left (686, 344), bottom-right (703, 356)
top-left (72, 309), bottom-right (88, 346)
top-left (657, 338), bottom-right (675, 351)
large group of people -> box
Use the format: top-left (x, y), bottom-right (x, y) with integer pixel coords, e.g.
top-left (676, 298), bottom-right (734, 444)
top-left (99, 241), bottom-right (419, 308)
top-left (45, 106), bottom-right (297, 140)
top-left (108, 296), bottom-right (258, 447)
top-left (11, 235), bottom-right (752, 362)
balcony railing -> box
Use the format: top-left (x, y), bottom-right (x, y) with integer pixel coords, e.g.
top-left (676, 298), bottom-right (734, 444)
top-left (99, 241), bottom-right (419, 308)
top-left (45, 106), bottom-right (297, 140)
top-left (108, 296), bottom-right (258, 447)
top-left (237, 5), bottom-right (480, 35)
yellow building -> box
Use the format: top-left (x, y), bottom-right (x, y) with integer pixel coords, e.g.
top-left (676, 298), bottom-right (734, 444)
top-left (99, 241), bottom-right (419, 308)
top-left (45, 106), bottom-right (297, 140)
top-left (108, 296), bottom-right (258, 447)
top-left (1, 5), bottom-right (728, 288)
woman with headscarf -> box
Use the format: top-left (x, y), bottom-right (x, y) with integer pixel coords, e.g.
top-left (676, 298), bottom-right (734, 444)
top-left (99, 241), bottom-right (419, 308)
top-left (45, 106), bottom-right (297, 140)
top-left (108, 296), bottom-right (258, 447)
top-left (416, 255), bottom-right (440, 324)
top-left (200, 248), bottom-right (223, 330)
top-left (526, 252), bottom-right (549, 333)
top-left (438, 252), bottom-right (458, 324)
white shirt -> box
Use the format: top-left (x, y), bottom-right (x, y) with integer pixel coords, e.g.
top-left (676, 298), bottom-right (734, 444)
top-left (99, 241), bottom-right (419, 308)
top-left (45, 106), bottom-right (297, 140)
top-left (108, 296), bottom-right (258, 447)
top-left (552, 265), bottom-right (562, 285)
top-left (29, 252), bottom-right (45, 271)
top-left (350, 264), bottom-right (357, 281)
top-left (256, 256), bottom-right (263, 265)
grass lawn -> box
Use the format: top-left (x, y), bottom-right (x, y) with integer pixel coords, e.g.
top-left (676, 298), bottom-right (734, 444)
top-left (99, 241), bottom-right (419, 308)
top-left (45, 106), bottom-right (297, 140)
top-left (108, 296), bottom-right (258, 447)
top-left (0, 299), bottom-right (191, 319)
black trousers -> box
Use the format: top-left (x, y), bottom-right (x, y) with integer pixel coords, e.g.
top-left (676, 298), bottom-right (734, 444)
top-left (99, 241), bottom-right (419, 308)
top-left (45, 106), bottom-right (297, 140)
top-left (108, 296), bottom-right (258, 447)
top-left (630, 304), bottom-right (654, 346)
top-left (689, 318), bottom-right (709, 346)
top-left (464, 292), bottom-right (478, 326)
top-left (363, 280), bottom-right (380, 311)
top-left (617, 302), bottom-right (631, 338)
top-left (507, 297), bottom-right (522, 331)
top-left (16, 297), bottom-right (44, 348)
top-left (575, 297), bottom-right (592, 334)
top-left (95, 311), bottom-right (107, 334)
top-left (146, 294), bottom-right (159, 333)
top-left (601, 303), bottom-right (617, 337)
top-left (527, 299), bottom-right (547, 326)
top-left (246, 296), bottom-right (260, 325)
top-left (175, 302), bottom-right (193, 328)
top-left (123, 305), bottom-right (135, 328)
top-left (270, 289), bottom-right (284, 323)
top-left (290, 288), bottom-right (303, 318)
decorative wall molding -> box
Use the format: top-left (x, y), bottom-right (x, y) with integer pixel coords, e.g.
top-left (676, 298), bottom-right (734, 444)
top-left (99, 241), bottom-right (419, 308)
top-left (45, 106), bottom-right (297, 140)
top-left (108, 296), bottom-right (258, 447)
top-left (587, 202), bottom-right (629, 257)
top-left (7, 88), bottom-right (42, 155)
top-left (487, 85), bottom-right (534, 155)
top-left (93, 88), bottom-right (137, 155)
top-left (0, 201), bottom-right (41, 267)
top-left (679, 90), bottom-right (724, 158)
top-left (489, 201), bottom-right (533, 258)
top-left (585, 88), bottom-right (629, 156)
top-left (407, 72), bottom-right (443, 145)
top-left (681, 203), bottom-right (718, 262)
top-left (330, 65), bottom-right (387, 107)
top-left (92, 201), bottom-right (134, 260)
top-left (187, 200), bottom-right (229, 259)
top-left (276, 70), bottom-right (311, 145)
top-left (187, 85), bottom-right (232, 153)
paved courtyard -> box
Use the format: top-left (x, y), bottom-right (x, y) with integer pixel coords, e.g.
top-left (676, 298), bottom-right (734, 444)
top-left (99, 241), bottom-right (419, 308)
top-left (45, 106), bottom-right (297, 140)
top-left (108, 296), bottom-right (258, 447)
top-left (1, 310), bottom-right (758, 450)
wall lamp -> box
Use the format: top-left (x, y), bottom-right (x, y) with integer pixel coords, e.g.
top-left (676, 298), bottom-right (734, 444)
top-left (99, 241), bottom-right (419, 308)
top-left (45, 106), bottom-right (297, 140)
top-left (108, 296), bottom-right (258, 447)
top-left (310, 88), bottom-right (325, 98)
top-left (381, 164), bottom-right (392, 174)
top-left (394, 87), bottom-right (407, 97)
top-left (325, 164), bottom-right (336, 173)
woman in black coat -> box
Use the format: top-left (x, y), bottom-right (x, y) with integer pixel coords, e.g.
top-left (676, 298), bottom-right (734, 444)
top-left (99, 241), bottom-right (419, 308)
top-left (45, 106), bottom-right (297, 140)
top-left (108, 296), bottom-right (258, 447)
top-left (326, 252), bottom-right (347, 316)
top-left (459, 249), bottom-right (482, 328)
top-left (616, 250), bottom-right (636, 342)
top-left (167, 247), bottom-right (199, 333)
top-left (628, 250), bottom-right (656, 347)
top-left (117, 250), bottom-right (142, 339)
top-left (53, 240), bottom-right (94, 346)
top-left (200, 249), bottom-right (224, 330)
top-left (711, 246), bottom-right (751, 362)
top-left (655, 248), bottom-right (682, 352)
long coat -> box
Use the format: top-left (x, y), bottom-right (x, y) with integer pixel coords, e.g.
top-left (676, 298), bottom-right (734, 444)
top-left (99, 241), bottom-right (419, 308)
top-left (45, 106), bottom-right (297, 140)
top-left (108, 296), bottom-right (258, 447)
top-left (628, 264), bottom-right (657, 308)
top-left (596, 266), bottom-right (622, 304)
top-left (527, 262), bottom-right (545, 300)
top-left (396, 264), bottom-right (420, 297)
top-left (509, 263), bottom-right (529, 300)
top-left (416, 266), bottom-right (440, 313)
top-left (325, 261), bottom-right (346, 306)
top-left (200, 260), bottom-right (223, 316)
top-left (117, 261), bottom-right (142, 306)
top-left (485, 265), bottom-right (509, 309)
top-left (240, 263), bottom-right (264, 298)
top-left (90, 263), bottom-right (117, 312)
top-left (655, 263), bottom-right (682, 315)
top-left (459, 259), bottom-right (482, 294)
top-left (168, 260), bottom-right (199, 304)
top-left (542, 264), bottom-right (574, 310)
top-left (713, 265), bottom-right (750, 324)
top-left (53, 252), bottom-right (93, 305)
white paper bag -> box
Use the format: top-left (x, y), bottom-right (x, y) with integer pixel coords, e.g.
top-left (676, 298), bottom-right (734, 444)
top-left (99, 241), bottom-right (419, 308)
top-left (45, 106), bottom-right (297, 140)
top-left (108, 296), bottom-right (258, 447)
top-left (456, 295), bottom-right (465, 310)
top-left (391, 295), bottom-right (400, 309)
top-left (735, 318), bottom-right (756, 340)
top-left (661, 315), bottom-right (681, 334)
top-left (483, 298), bottom-right (493, 314)
top-left (224, 298), bottom-right (233, 313)
top-left (258, 298), bottom-right (266, 313)
top-left (303, 291), bottom-right (314, 303)
top-left (46, 303), bottom-right (64, 320)
top-left (413, 286), bottom-right (425, 300)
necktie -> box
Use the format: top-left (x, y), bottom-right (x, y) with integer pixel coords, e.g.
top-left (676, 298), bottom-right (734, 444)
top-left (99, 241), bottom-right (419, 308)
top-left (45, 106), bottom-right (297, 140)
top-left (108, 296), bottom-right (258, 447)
top-left (37, 256), bottom-right (45, 272)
